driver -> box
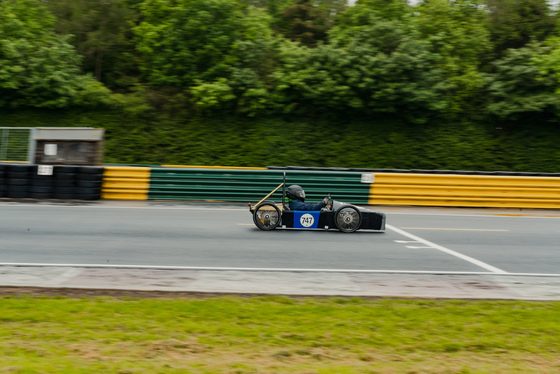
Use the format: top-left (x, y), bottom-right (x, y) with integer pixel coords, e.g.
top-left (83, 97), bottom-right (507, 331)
top-left (286, 185), bottom-right (329, 211)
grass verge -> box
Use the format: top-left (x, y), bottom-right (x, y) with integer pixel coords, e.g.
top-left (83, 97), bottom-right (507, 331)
top-left (1, 295), bottom-right (559, 373)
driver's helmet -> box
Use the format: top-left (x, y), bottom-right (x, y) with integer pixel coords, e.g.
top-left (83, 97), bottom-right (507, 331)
top-left (286, 185), bottom-right (305, 202)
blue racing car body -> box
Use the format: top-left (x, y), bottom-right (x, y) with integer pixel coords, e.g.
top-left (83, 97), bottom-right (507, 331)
top-left (248, 174), bottom-right (386, 233)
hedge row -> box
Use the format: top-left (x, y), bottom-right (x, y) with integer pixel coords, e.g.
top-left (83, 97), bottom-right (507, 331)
top-left (1, 109), bottom-right (559, 173)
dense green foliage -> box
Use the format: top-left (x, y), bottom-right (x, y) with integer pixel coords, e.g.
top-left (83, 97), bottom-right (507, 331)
top-left (2, 108), bottom-right (559, 171)
top-left (2, 0), bottom-right (560, 171)
top-left (0, 0), bottom-right (111, 108)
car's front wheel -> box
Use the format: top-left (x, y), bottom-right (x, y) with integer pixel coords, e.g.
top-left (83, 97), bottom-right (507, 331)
top-left (334, 206), bottom-right (362, 233)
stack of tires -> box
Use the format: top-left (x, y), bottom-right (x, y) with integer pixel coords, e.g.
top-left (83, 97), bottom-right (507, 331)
top-left (0, 164), bottom-right (102, 200)
top-left (3, 164), bottom-right (35, 199)
top-left (0, 164), bottom-right (5, 198)
top-left (73, 166), bottom-right (103, 200)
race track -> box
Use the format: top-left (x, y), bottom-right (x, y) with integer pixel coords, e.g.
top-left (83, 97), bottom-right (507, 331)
top-left (1, 201), bottom-right (559, 277)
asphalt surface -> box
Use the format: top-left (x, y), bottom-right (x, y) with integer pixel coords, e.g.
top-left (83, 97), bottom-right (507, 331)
top-left (1, 200), bottom-right (560, 300)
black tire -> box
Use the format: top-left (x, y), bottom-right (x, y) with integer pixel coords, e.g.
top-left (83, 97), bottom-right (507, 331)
top-left (54, 180), bottom-right (76, 187)
top-left (7, 189), bottom-right (30, 198)
top-left (79, 166), bottom-right (104, 174)
top-left (55, 172), bottom-right (77, 180)
top-left (75, 187), bottom-right (101, 195)
top-left (5, 186), bottom-right (29, 199)
top-left (54, 187), bottom-right (77, 194)
top-left (76, 173), bottom-right (103, 181)
top-left (8, 185), bottom-right (29, 192)
top-left (75, 193), bottom-right (101, 200)
top-left (76, 180), bottom-right (102, 188)
top-left (7, 178), bottom-right (29, 186)
top-left (32, 174), bottom-right (55, 180)
top-left (334, 206), bottom-right (362, 233)
top-left (7, 171), bottom-right (30, 178)
top-left (31, 178), bottom-right (55, 187)
top-left (31, 186), bottom-right (54, 193)
top-left (7, 165), bottom-right (35, 173)
top-left (54, 166), bottom-right (79, 173)
top-left (30, 192), bottom-right (53, 199)
top-left (53, 193), bottom-right (77, 200)
top-left (252, 203), bottom-right (281, 231)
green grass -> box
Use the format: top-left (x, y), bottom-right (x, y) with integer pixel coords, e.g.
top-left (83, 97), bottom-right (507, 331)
top-left (1, 296), bottom-right (560, 373)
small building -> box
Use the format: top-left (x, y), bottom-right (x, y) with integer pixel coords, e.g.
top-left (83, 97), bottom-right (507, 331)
top-left (33, 128), bottom-right (105, 165)
top-left (0, 127), bottom-right (105, 166)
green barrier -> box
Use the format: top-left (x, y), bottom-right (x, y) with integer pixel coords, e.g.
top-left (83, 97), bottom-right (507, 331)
top-left (148, 168), bottom-right (370, 204)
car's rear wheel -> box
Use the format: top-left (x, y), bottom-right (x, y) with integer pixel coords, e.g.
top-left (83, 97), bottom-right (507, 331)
top-left (253, 203), bottom-right (281, 231)
top-left (335, 206), bottom-right (362, 233)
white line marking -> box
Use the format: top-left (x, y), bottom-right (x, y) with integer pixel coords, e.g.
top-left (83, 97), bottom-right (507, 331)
top-left (0, 203), bottom-right (246, 211)
top-left (394, 240), bottom-right (419, 244)
top-left (400, 227), bottom-right (509, 232)
top-left (387, 212), bottom-right (560, 219)
top-left (406, 246), bottom-right (434, 249)
top-left (386, 224), bottom-right (508, 274)
top-left (0, 263), bottom-right (559, 277)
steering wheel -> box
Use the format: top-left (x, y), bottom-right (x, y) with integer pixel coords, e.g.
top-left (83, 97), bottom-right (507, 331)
top-left (323, 194), bottom-right (332, 210)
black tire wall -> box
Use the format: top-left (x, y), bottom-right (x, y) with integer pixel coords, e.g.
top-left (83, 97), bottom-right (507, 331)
top-left (0, 164), bottom-right (103, 200)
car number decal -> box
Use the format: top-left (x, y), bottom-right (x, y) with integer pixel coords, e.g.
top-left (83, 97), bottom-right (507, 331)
top-left (300, 213), bottom-right (314, 227)
top-left (294, 211), bottom-right (320, 229)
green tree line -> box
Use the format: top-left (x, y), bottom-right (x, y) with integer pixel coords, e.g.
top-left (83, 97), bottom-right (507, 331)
top-left (1, 0), bottom-right (560, 171)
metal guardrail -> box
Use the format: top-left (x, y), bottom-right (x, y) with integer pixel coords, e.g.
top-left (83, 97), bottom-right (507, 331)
top-left (99, 166), bottom-right (560, 209)
top-left (148, 168), bottom-right (370, 204)
top-left (101, 166), bottom-right (150, 200)
top-left (369, 173), bottom-right (560, 209)
top-left (269, 166), bottom-right (560, 177)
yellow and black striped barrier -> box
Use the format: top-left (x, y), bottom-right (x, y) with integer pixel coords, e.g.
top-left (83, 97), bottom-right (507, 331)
top-left (101, 166), bottom-right (151, 200)
top-left (368, 173), bottom-right (560, 209)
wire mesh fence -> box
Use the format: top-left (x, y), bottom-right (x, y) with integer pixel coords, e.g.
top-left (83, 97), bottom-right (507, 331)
top-left (0, 128), bottom-right (33, 162)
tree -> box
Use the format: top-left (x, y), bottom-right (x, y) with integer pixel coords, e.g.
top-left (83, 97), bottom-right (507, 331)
top-left (273, 0), bottom-right (347, 47)
top-left (334, 0), bottom-right (410, 30)
top-left (486, 41), bottom-right (560, 122)
top-left (486, 0), bottom-right (556, 55)
top-left (44, 0), bottom-right (139, 88)
top-left (271, 18), bottom-right (448, 120)
top-left (413, 0), bottom-right (492, 116)
top-left (134, 0), bottom-right (277, 114)
top-left (238, 0), bottom-right (293, 18)
top-left (135, 0), bottom-right (265, 88)
top-left (0, 0), bottom-right (111, 108)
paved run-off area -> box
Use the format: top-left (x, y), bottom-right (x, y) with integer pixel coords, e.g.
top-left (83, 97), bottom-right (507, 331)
top-left (1, 266), bottom-right (560, 300)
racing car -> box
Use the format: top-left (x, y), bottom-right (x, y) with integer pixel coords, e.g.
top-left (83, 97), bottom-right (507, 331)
top-left (248, 173), bottom-right (386, 233)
